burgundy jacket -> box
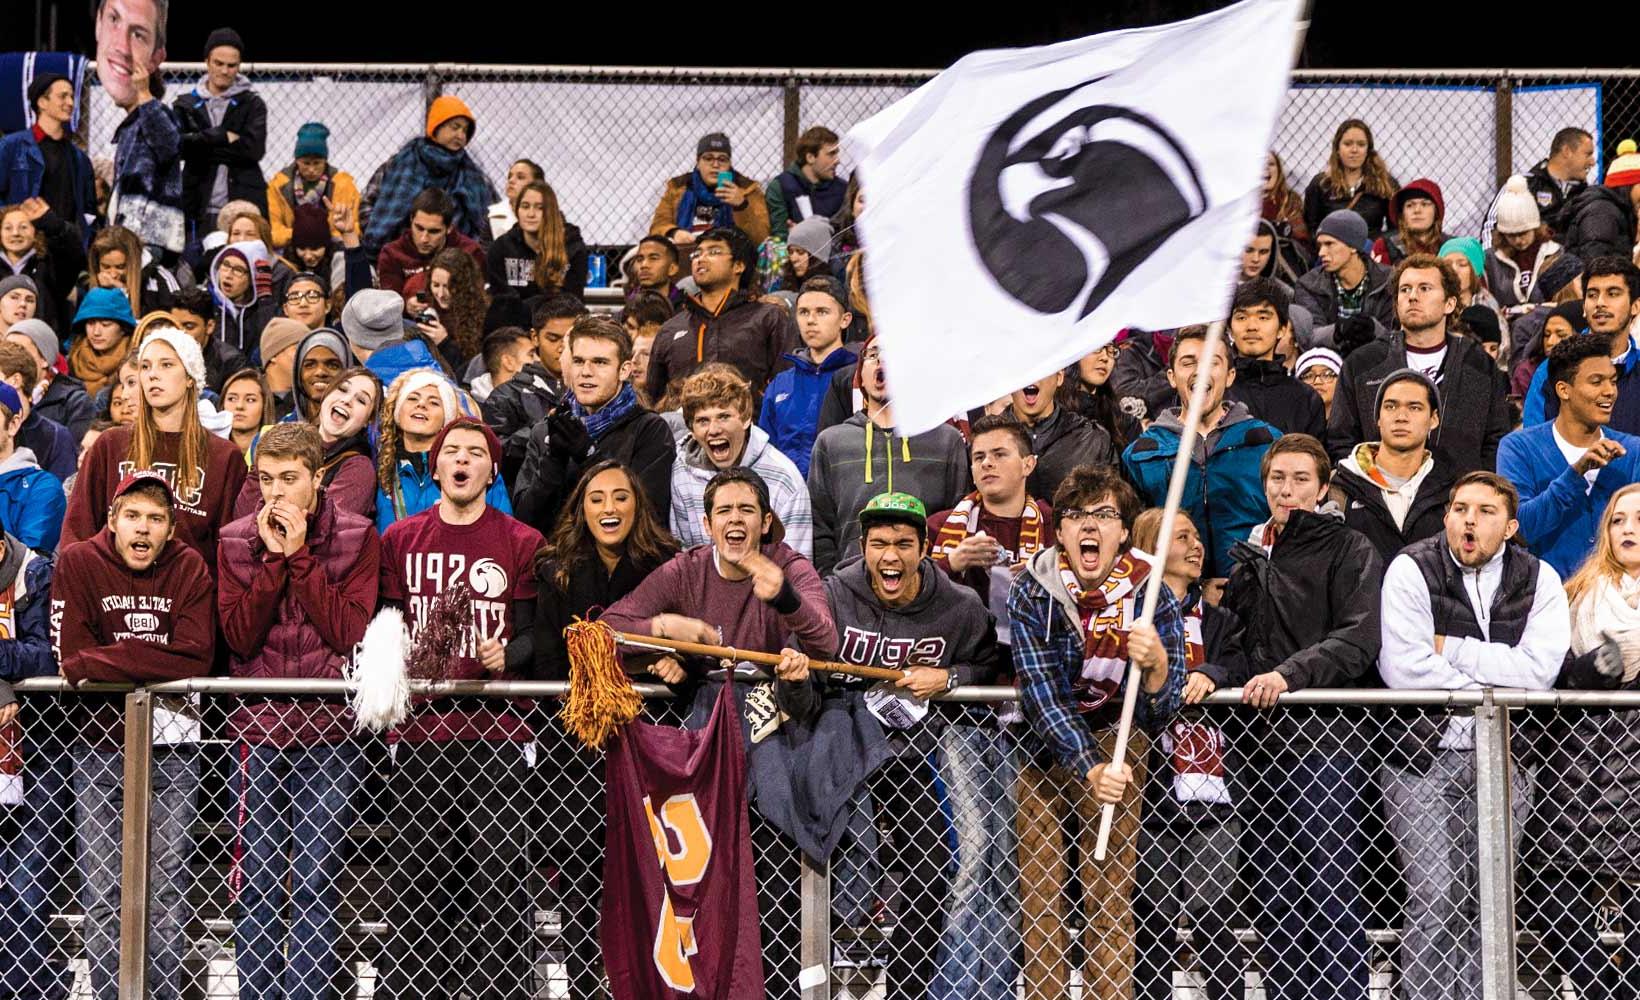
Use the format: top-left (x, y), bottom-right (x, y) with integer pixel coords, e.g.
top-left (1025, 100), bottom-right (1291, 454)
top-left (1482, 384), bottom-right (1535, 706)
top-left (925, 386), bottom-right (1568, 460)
top-left (375, 227), bottom-right (485, 295)
top-left (217, 495), bottom-right (381, 747)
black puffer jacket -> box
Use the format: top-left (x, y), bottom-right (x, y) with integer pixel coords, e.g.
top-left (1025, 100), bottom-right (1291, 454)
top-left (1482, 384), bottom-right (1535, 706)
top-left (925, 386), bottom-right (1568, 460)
top-left (1024, 407), bottom-right (1115, 504)
top-left (1327, 331), bottom-right (1511, 475)
top-left (1328, 447), bottom-right (1455, 565)
top-left (1562, 185), bottom-right (1637, 265)
top-left (1222, 506), bottom-right (1383, 756)
top-left (480, 362), bottom-right (563, 492)
top-left (512, 403), bottom-right (675, 536)
top-left (1538, 645), bottom-right (1640, 881)
top-left (1227, 358), bottom-right (1326, 439)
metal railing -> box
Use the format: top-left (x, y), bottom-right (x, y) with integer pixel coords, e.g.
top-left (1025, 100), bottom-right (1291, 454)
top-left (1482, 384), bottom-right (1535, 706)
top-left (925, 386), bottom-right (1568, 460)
top-left (11, 677), bottom-right (1640, 999)
top-left (72, 65), bottom-right (1638, 249)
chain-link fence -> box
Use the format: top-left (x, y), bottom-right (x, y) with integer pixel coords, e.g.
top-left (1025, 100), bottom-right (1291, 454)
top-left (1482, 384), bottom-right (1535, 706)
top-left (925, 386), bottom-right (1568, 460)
top-left (69, 65), bottom-right (1640, 252)
top-left (14, 679), bottom-right (1640, 999)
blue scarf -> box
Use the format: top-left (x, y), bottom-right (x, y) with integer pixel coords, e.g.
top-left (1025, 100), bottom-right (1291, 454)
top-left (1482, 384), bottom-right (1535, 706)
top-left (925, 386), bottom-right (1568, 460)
top-left (673, 169), bottom-right (735, 233)
top-left (571, 382), bottom-right (641, 441)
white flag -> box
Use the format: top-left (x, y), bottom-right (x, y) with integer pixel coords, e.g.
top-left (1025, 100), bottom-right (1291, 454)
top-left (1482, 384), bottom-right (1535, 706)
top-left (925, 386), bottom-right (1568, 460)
top-left (845, 0), bottom-right (1302, 434)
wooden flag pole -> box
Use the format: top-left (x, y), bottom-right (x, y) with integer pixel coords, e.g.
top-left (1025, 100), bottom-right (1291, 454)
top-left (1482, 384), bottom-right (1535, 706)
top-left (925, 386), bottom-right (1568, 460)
top-left (613, 631), bottom-right (907, 683)
top-left (1093, 319), bottom-right (1228, 861)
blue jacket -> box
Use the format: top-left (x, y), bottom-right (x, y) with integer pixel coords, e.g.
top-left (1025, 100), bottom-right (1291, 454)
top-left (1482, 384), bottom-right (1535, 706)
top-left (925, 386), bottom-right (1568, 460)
top-left (1121, 402), bottom-right (1281, 578)
top-left (1524, 334), bottom-right (1640, 435)
top-left (0, 128), bottom-right (96, 235)
top-left (16, 411), bottom-right (76, 481)
top-left (365, 337), bottom-right (445, 389)
top-left (758, 347), bottom-right (856, 477)
top-left (0, 449), bottom-right (64, 552)
top-left (1497, 421), bottom-right (1640, 578)
top-left (0, 541), bottom-right (57, 684)
top-left (376, 454), bottom-right (513, 532)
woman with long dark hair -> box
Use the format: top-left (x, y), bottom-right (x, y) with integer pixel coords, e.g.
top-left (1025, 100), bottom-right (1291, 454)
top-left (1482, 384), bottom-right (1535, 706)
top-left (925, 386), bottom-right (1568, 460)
top-left (419, 248), bottom-right (487, 371)
top-left (1057, 342), bottom-right (1141, 452)
top-left (1302, 119), bottom-right (1398, 239)
top-left (485, 178), bottom-right (588, 299)
top-left (533, 460), bottom-right (678, 1000)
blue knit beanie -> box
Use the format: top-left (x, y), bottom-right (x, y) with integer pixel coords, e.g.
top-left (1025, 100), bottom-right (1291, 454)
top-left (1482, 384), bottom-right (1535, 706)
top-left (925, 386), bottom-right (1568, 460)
top-left (72, 287), bottom-right (137, 333)
top-left (294, 122), bottom-right (329, 160)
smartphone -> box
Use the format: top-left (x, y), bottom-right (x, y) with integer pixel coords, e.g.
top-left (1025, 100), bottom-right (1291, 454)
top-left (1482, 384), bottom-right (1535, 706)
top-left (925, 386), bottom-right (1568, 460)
top-left (716, 169), bottom-right (732, 192)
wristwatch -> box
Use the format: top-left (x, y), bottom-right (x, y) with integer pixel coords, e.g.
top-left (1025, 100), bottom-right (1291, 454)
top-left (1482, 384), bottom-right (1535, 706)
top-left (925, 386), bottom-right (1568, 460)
top-left (944, 670), bottom-right (961, 693)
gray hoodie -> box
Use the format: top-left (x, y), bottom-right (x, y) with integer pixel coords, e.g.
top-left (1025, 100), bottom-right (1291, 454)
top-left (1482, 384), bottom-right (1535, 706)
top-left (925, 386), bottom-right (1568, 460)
top-left (807, 412), bottom-right (969, 574)
top-left (195, 74), bottom-right (253, 214)
top-left (825, 555), bottom-right (1002, 689)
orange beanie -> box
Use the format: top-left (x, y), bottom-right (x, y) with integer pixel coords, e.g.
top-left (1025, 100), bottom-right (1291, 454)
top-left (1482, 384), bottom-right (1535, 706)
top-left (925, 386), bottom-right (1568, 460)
top-left (426, 95), bottom-right (476, 141)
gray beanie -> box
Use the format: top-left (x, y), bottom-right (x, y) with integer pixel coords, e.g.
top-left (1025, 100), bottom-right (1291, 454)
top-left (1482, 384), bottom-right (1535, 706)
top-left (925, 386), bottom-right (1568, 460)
top-left (1373, 367), bottom-right (1440, 416)
top-left (787, 217), bottom-right (834, 260)
top-left (0, 275), bottom-right (39, 300)
top-left (341, 289), bottom-right (407, 353)
top-left (6, 318), bottom-right (57, 363)
top-left (1316, 210), bottom-right (1369, 254)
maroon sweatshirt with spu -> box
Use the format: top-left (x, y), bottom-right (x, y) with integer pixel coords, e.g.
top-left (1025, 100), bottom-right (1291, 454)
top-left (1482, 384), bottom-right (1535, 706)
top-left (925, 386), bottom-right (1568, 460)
top-left (51, 527), bottom-right (216, 747)
top-left (61, 425), bottom-right (248, 574)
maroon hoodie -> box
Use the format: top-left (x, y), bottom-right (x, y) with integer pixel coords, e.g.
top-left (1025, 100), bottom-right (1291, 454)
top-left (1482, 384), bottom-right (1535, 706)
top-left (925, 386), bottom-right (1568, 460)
top-left (51, 526), bottom-right (216, 747)
top-left (61, 425), bottom-right (248, 574)
top-left (376, 227), bottom-right (485, 295)
top-left (218, 494), bottom-right (381, 747)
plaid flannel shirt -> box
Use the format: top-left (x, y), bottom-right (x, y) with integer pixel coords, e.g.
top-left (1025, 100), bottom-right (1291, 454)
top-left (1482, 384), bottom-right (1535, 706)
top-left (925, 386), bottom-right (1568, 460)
top-left (1008, 562), bottom-right (1187, 778)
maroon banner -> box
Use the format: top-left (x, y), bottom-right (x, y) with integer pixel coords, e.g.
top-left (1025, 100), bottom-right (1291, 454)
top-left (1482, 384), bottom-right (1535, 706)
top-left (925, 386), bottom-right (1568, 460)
top-left (601, 683), bottom-right (766, 999)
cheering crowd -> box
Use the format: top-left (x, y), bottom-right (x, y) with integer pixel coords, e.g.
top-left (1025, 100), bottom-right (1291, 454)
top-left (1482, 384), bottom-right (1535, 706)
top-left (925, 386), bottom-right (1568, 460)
top-left (3, 3), bottom-right (1640, 999)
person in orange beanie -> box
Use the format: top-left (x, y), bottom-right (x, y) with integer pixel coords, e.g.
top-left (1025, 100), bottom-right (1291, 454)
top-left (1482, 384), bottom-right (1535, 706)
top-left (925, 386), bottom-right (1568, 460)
top-left (363, 94), bottom-right (500, 258)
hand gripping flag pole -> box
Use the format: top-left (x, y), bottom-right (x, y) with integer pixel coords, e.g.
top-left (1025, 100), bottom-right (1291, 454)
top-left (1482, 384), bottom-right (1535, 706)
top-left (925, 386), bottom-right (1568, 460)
top-left (1094, 319), bottom-right (1226, 861)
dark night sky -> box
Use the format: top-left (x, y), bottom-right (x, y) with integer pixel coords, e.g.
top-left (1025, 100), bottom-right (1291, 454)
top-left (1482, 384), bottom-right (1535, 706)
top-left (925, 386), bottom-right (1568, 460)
top-left (10, 2), bottom-right (1638, 70)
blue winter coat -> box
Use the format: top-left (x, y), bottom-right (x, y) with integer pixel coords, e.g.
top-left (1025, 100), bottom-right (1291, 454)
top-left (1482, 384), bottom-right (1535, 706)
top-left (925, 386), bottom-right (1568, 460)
top-left (1497, 421), bottom-right (1640, 579)
top-left (0, 128), bottom-right (96, 235)
top-left (0, 542), bottom-right (58, 684)
top-left (758, 347), bottom-right (857, 477)
top-left (0, 451), bottom-right (65, 553)
top-left (1121, 402), bottom-right (1281, 578)
top-left (376, 454), bottom-right (513, 532)
top-left (365, 337), bottom-right (446, 389)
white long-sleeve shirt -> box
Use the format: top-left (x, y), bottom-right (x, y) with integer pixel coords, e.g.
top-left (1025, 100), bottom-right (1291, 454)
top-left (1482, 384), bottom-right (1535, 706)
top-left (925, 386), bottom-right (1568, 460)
top-left (1380, 544), bottom-right (1569, 748)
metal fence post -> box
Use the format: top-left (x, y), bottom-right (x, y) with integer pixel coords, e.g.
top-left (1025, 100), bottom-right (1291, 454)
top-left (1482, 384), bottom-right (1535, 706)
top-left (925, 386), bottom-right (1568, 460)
top-left (423, 64), bottom-right (444, 118)
top-left (1495, 73), bottom-right (1515, 189)
top-left (117, 690), bottom-right (154, 1000)
top-left (1474, 692), bottom-right (1519, 1000)
top-left (799, 853), bottom-right (832, 1000)
top-left (783, 76), bottom-right (802, 168)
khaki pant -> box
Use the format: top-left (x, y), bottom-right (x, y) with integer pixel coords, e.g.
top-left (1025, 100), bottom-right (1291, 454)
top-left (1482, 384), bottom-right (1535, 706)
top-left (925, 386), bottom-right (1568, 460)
top-left (1017, 729), bottom-right (1149, 1000)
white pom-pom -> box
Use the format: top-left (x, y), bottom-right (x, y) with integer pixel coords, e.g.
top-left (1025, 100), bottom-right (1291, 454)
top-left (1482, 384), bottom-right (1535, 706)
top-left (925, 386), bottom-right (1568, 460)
top-left (1503, 174), bottom-right (1531, 195)
top-left (347, 607), bottom-right (411, 733)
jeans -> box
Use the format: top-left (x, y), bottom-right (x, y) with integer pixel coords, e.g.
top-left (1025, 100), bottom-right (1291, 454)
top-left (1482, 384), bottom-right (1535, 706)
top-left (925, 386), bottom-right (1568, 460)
top-left (1135, 812), bottom-right (1245, 1000)
top-left (0, 729), bottom-right (74, 1000)
top-left (927, 722), bottom-right (1021, 1000)
top-left (233, 741), bottom-right (364, 1000)
top-left (378, 739), bottom-right (533, 1000)
top-left (1381, 750), bottom-right (1532, 1000)
top-left (831, 749), bottom-right (953, 999)
top-left (72, 743), bottom-right (200, 1000)
top-left (1243, 753), bottom-right (1370, 1000)
top-left (1016, 729), bottom-right (1150, 1000)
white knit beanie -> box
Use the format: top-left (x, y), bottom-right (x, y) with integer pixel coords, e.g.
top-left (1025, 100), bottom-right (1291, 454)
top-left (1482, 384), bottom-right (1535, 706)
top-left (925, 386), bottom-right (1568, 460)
top-left (138, 328), bottom-right (208, 391)
top-left (1493, 175), bottom-right (1542, 235)
top-left (392, 369), bottom-right (459, 430)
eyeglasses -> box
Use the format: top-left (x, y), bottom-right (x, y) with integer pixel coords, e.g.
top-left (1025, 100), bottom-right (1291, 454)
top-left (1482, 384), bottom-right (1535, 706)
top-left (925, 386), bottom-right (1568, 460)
top-left (1061, 507), bottom-right (1122, 525)
top-left (285, 290), bottom-right (324, 304)
top-left (690, 248), bottom-right (730, 260)
top-left (218, 261), bottom-right (249, 277)
top-left (699, 154), bottom-right (731, 166)
top-left (1300, 370), bottom-right (1339, 385)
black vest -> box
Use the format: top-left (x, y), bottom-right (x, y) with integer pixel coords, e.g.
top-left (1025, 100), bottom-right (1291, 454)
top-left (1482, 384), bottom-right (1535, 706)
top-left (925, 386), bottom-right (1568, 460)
top-left (1387, 536), bottom-right (1541, 771)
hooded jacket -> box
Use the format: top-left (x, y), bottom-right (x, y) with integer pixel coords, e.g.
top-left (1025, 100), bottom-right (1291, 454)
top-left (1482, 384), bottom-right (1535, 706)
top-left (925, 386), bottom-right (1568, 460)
top-left (375, 448), bottom-right (513, 532)
top-left (513, 399), bottom-right (674, 535)
top-left (484, 221), bottom-right (589, 299)
top-left (1330, 444), bottom-right (1454, 564)
top-left (1294, 256), bottom-right (1396, 330)
top-left (1022, 406), bottom-right (1115, 506)
top-left (0, 533), bottom-right (56, 710)
top-left (51, 526), bottom-right (215, 747)
top-left (174, 75), bottom-right (268, 224)
top-left (1485, 239), bottom-right (1577, 310)
top-left (1121, 401), bottom-right (1281, 578)
top-left (1008, 546), bottom-right (1187, 777)
top-left (1226, 357), bottom-right (1327, 440)
top-left (808, 412), bottom-right (970, 575)
top-left (1222, 506), bottom-right (1383, 756)
top-left (289, 328), bottom-right (353, 424)
top-left (376, 226), bottom-right (486, 295)
top-left (1369, 179), bottom-right (1450, 266)
top-left (1327, 330), bottom-right (1512, 476)
top-left (758, 347), bottom-right (858, 477)
top-left (218, 494), bottom-right (380, 747)
top-left (671, 424), bottom-right (812, 557)
top-left (0, 447), bottom-right (64, 553)
top-left (481, 361), bottom-right (564, 492)
top-left (212, 240), bottom-right (278, 357)
top-left (646, 290), bottom-right (799, 406)
top-left (1562, 184), bottom-right (1638, 265)
top-left (36, 372), bottom-right (95, 442)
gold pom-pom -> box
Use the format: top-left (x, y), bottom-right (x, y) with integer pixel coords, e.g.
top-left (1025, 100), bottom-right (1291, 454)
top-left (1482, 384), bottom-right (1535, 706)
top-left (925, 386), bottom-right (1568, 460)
top-left (561, 618), bottom-right (642, 749)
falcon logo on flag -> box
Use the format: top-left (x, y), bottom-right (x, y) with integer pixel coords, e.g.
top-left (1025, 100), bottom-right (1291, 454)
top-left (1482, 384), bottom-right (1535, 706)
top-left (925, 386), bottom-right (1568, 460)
top-left (970, 86), bottom-right (1207, 318)
top-left (845, 0), bottom-right (1303, 435)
